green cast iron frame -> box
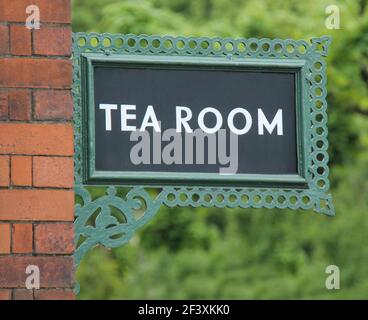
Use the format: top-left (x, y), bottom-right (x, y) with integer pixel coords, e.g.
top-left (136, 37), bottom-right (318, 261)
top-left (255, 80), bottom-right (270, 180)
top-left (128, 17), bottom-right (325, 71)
top-left (83, 55), bottom-right (307, 187)
top-left (72, 33), bottom-right (334, 271)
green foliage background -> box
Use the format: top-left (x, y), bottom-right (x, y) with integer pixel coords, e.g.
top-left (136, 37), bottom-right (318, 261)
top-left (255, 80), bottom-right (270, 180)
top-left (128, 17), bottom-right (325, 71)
top-left (72, 0), bottom-right (368, 299)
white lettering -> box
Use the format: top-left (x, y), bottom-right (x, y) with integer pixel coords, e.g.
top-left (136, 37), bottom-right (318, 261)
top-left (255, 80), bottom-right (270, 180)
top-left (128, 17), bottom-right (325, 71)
top-left (99, 104), bottom-right (118, 131)
top-left (198, 107), bottom-right (223, 134)
top-left (258, 109), bottom-right (283, 135)
top-left (121, 104), bottom-right (137, 131)
top-left (176, 106), bottom-right (193, 133)
top-left (227, 108), bottom-right (252, 135)
top-left (141, 105), bottom-right (161, 132)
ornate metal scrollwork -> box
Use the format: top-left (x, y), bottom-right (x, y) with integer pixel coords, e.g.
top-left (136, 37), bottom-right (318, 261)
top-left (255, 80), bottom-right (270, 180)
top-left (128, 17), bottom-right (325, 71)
top-left (73, 33), bottom-right (334, 270)
top-left (74, 186), bottom-right (164, 265)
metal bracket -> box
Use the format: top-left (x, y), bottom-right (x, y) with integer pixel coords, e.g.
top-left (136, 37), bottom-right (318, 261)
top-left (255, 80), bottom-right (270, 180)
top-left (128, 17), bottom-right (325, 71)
top-left (73, 33), bottom-right (334, 268)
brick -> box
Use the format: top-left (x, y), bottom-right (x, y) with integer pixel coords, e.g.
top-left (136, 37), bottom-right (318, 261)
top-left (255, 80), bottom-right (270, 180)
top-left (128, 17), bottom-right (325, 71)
top-left (35, 223), bottom-right (73, 254)
top-left (0, 289), bottom-right (11, 300)
top-left (0, 25), bottom-right (9, 54)
top-left (11, 156), bottom-right (32, 186)
top-left (34, 90), bottom-right (73, 120)
top-left (10, 25), bottom-right (31, 56)
top-left (13, 289), bottom-right (33, 300)
top-left (34, 27), bottom-right (71, 56)
top-left (0, 256), bottom-right (74, 288)
top-left (12, 224), bottom-right (33, 254)
top-left (8, 89), bottom-right (31, 120)
top-left (0, 0), bottom-right (71, 23)
top-left (0, 88), bottom-right (8, 119)
top-left (0, 155), bottom-right (9, 186)
top-left (0, 58), bottom-right (72, 89)
top-left (0, 123), bottom-right (73, 155)
top-left (0, 189), bottom-right (74, 221)
top-left (34, 156), bottom-right (73, 188)
top-left (0, 223), bottom-right (11, 254)
top-left (34, 289), bottom-right (75, 300)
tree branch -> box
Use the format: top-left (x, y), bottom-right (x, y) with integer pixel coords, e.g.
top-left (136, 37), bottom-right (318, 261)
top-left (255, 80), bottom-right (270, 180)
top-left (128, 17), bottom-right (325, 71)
top-left (360, 0), bottom-right (368, 15)
top-left (351, 105), bottom-right (368, 116)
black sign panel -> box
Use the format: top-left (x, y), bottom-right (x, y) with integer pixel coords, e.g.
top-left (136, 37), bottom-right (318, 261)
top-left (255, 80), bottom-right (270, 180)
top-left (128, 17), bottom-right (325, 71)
top-left (93, 64), bottom-right (297, 177)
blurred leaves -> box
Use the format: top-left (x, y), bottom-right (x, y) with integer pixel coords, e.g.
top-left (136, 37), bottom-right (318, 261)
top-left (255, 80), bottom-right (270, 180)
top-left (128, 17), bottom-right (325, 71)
top-left (77, 161), bottom-right (368, 299)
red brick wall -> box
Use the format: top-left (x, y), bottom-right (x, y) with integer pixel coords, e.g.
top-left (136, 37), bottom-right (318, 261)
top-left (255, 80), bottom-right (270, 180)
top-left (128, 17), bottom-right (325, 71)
top-left (0, 0), bottom-right (75, 300)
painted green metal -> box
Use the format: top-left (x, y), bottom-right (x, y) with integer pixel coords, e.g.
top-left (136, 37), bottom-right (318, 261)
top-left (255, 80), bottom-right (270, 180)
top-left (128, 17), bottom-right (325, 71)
top-left (83, 54), bottom-right (307, 187)
top-left (73, 33), bottom-right (334, 269)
